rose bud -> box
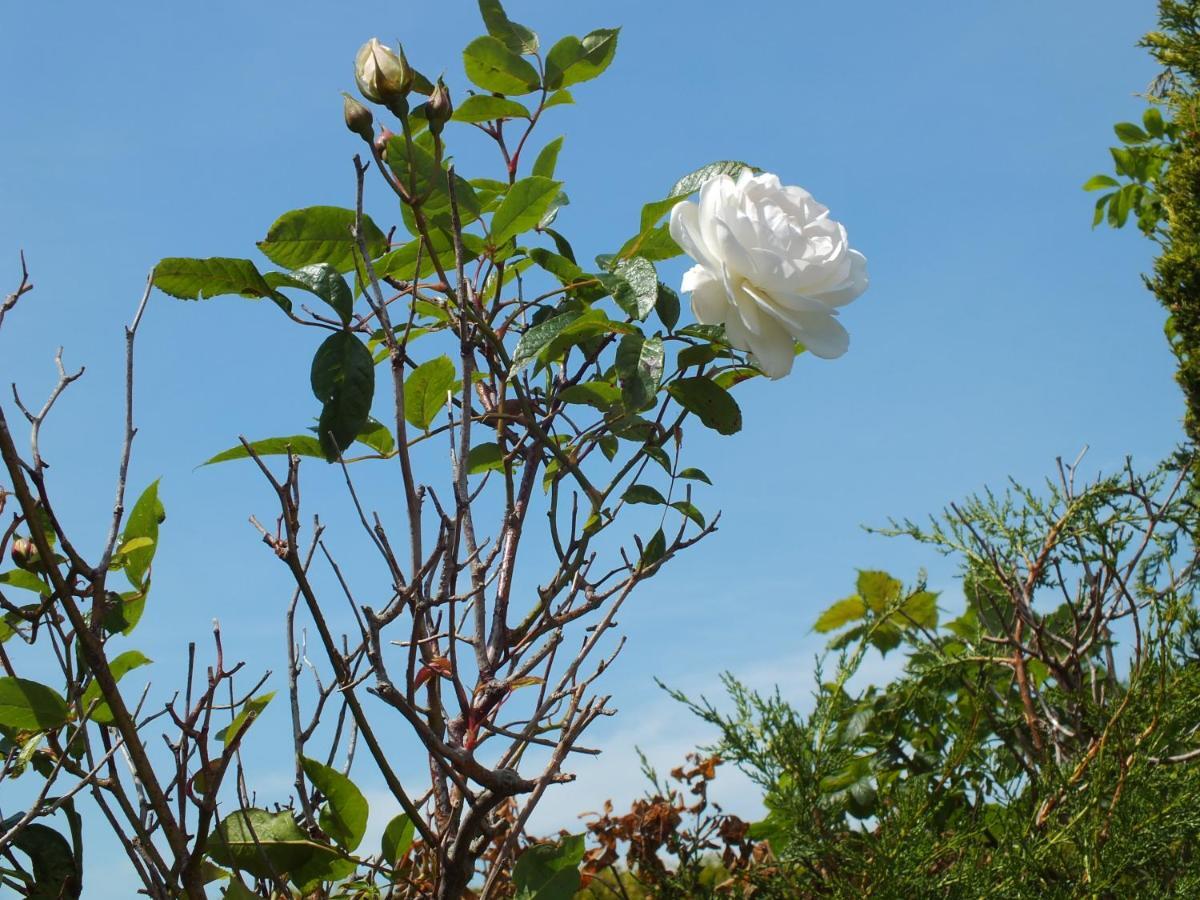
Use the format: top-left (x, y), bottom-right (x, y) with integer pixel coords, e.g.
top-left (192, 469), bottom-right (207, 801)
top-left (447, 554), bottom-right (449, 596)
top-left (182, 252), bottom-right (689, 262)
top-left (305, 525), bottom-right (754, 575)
top-left (354, 38), bottom-right (414, 113)
top-left (342, 93), bottom-right (374, 143)
top-left (10, 536), bottom-right (40, 572)
top-left (426, 77), bottom-right (453, 135)
top-left (374, 126), bottom-right (395, 159)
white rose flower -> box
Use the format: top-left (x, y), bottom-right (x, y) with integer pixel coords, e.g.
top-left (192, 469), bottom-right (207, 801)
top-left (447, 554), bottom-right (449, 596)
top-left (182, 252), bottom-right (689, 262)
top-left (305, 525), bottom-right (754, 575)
top-left (669, 171), bottom-right (869, 379)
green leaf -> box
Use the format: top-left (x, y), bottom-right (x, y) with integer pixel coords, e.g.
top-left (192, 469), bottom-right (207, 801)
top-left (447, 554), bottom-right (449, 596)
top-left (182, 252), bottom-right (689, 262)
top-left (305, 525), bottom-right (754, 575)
top-left (869, 623), bottom-right (903, 655)
top-left (623, 484), bottom-right (666, 505)
top-left (669, 160), bottom-right (755, 198)
top-left (1082, 174), bottom-right (1120, 191)
top-left (857, 570), bottom-right (902, 613)
top-left (611, 257), bottom-right (658, 320)
top-left (513, 835), bottom-right (585, 899)
top-left (640, 529), bottom-right (666, 567)
top-left (491, 176), bottom-right (562, 244)
top-left (0, 569), bottom-right (50, 595)
top-left (558, 381), bottom-right (621, 410)
top-left (598, 434), bottom-right (618, 461)
top-left (813, 596), bottom-right (868, 633)
top-left (153, 258), bottom-right (278, 303)
top-left (404, 355), bottom-right (456, 430)
top-left (544, 89), bottom-right (574, 109)
top-left (543, 29), bottom-right (620, 90)
top-left (1144, 106), bottom-right (1165, 137)
top-left (666, 377), bottom-right (742, 435)
top-left (203, 436), bottom-right (326, 466)
top-left (532, 136), bottom-right (564, 179)
top-left (451, 94), bottom-right (531, 123)
top-left (387, 133), bottom-right (482, 229)
top-left (1110, 146), bottom-right (1134, 177)
top-left (671, 500), bottom-right (705, 528)
top-left (1114, 121), bottom-right (1149, 144)
top-left (897, 590), bottom-right (939, 629)
top-left (208, 808), bottom-right (338, 882)
top-left (466, 442), bottom-right (505, 474)
top-left (257, 207), bottom-right (387, 273)
top-left (355, 418), bottom-right (395, 455)
top-left (528, 248), bottom-right (588, 289)
top-left (301, 757), bottom-right (369, 852)
top-left (216, 692), bottom-right (275, 747)
top-left (678, 323), bottom-right (727, 342)
top-left (538, 190), bottom-right (569, 229)
top-left (511, 310), bottom-right (583, 373)
top-left (463, 35), bottom-right (541, 95)
top-left (609, 414), bottom-right (658, 443)
top-left (81, 650), bottom-right (151, 725)
top-left (0, 677), bottom-right (69, 731)
top-left (544, 227), bottom-right (577, 263)
top-left (478, 0), bottom-right (539, 54)
top-left (539, 309), bottom-right (631, 367)
top-left (103, 588), bottom-right (149, 637)
top-left (114, 537), bottom-right (154, 559)
top-left (615, 334), bottom-right (664, 411)
top-left (516, 868), bottom-right (580, 900)
top-left (1, 609), bottom-right (23, 643)
top-left (677, 344), bottom-right (719, 369)
top-left (618, 224), bottom-right (680, 263)
top-left (381, 813), bottom-right (416, 866)
top-left (638, 196), bottom-right (686, 234)
top-left (372, 236), bottom-right (466, 285)
top-left (655, 283), bottom-right (680, 331)
top-left (677, 467), bottom-right (711, 485)
top-left (266, 264), bottom-right (353, 324)
top-left (10, 824), bottom-right (80, 899)
top-left (121, 481), bottom-right (163, 590)
top-left (311, 332), bottom-right (376, 458)
top-left (643, 444), bottom-right (671, 473)
top-left (291, 855), bottom-right (355, 894)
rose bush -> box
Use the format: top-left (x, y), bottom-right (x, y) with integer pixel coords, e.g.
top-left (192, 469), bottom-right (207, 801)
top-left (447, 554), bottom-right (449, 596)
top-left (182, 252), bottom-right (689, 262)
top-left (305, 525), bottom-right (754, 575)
top-left (670, 171), bottom-right (869, 378)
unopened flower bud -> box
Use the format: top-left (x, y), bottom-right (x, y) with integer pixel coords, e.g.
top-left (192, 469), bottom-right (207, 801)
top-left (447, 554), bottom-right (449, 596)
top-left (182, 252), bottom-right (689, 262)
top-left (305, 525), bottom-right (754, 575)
top-left (10, 536), bottom-right (39, 572)
top-left (355, 38), bottom-right (414, 112)
top-left (374, 126), bottom-right (395, 159)
top-left (342, 93), bottom-right (374, 143)
top-left (426, 77), bottom-right (453, 135)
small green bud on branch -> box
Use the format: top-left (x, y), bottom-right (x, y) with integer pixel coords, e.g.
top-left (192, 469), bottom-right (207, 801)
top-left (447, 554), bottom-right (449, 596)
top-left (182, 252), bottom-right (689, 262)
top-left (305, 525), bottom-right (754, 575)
top-left (426, 77), bottom-right (453, 135)
top-left (342, 93), bottom-right (375, 143)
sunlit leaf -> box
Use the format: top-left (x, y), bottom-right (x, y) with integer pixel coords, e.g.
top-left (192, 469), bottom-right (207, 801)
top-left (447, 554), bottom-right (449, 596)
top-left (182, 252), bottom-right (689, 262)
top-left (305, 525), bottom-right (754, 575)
top-left (301, 757), bottom-right (369, 852)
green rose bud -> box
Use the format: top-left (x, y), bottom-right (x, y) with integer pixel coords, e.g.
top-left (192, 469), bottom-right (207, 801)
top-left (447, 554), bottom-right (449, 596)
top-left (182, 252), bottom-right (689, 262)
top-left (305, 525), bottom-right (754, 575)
top-left (426, 77), bottom-right (453, 136)
top-left (342, 93), bottom-right (374, 143)
top-left (354, 38), bottom-right (414, 114)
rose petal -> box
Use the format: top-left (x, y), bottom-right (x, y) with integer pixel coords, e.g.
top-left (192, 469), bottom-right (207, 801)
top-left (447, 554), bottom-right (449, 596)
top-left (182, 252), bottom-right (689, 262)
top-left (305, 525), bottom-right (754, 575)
top-left (813, 249), bottom-right (869, 308)
top-left (685, 267), bottom-right (726, 324)
top-left (790, 309), bottom-right (850, 359)
top-left (744, 315), bottom-right (797, 379)
top-left (721, 262), bottom-right (766, 336)
top-left (698, 175), bottom-right (738, 260)
top-left (680, 264), bottom-right (711, 294)
top-left (669, 201), bottom-right (719, 273)
top-left (713, 219), bottom-right (758, 283)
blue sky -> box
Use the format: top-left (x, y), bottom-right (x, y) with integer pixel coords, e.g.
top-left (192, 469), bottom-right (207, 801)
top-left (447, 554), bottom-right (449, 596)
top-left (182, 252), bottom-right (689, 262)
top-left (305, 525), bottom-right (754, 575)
top-left (0, 0), bottom-right (1177, 890)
